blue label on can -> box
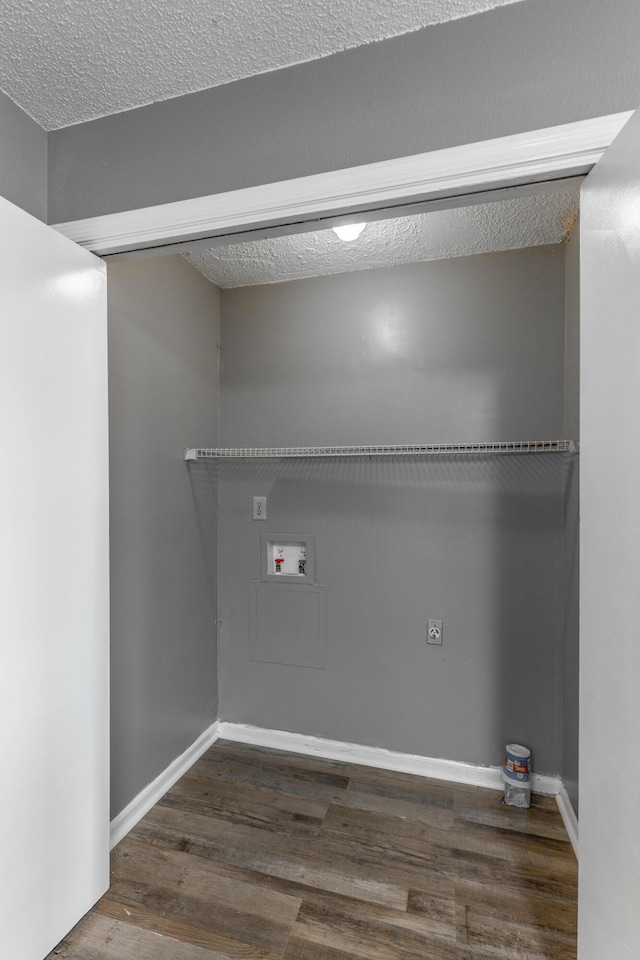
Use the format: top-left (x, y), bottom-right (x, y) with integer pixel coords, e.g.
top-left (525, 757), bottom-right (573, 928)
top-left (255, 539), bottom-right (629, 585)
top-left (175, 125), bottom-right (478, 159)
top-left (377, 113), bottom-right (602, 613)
top-left (503, 749), bottom-right (531, 783)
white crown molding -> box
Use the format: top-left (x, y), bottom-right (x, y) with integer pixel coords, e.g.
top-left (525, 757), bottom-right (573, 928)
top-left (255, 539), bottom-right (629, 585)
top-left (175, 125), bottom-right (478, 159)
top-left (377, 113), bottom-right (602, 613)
top-left (216, 721), bottom-right (561, 796)
top-left (109, 721), bottom-right (220, 850)
top-left (53, 112), bottom-right (632, 257)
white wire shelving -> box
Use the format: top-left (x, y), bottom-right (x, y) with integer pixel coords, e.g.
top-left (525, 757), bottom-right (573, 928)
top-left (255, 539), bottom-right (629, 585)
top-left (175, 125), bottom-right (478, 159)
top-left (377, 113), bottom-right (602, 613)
top-left (184, 440), bottom-right (578, 461)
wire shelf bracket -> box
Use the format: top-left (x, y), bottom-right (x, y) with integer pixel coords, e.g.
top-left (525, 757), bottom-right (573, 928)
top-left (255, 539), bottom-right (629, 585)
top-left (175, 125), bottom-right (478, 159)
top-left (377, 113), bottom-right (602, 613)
top-left (184, 440), bottom-right (578, 461)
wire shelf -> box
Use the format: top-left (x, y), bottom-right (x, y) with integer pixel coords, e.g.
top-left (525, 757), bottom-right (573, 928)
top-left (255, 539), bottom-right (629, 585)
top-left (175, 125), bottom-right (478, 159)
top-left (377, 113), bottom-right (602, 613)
top-left (184, 440), bottom-right (578, 461)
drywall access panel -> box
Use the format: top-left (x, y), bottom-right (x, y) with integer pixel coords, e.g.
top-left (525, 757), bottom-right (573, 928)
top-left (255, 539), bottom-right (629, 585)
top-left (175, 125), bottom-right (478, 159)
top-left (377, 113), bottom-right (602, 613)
top-left (250, 533), bottom-right (326, 668)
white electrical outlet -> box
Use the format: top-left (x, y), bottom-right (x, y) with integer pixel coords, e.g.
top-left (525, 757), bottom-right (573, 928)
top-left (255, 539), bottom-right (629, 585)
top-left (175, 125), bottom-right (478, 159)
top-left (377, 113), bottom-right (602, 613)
top-left (427, 619), bottom-right (443, 644)
top-left (252, 496), bottom-right (267, 520)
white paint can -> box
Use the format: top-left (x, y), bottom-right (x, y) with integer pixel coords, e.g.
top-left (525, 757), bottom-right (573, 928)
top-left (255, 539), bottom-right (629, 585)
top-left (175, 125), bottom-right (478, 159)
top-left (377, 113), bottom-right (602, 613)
top-left (503, 743), bottom-right (531, 808)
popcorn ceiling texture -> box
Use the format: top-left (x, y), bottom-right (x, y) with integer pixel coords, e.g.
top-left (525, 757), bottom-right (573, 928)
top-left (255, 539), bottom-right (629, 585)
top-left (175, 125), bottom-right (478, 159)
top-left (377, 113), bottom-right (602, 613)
top-left (184, 185), bottom-right (580, 288)
top-left (0, 0), bottom-right (525, 130)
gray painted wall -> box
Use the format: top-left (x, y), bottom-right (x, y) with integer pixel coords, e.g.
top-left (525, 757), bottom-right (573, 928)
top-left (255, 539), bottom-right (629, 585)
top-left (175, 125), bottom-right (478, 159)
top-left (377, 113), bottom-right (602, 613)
top-left (579, 104), bottom-right (640, 959)
top-left (0, 88), bottom-right (47, 221)
top-left (218, 247), bottom-right (567, 773)
top-left (108, 254), bottom-right (220, 817)
top-left (562, 230), bottom-right (580, 812)
top-left (48, 0), bottom-right (640, 223)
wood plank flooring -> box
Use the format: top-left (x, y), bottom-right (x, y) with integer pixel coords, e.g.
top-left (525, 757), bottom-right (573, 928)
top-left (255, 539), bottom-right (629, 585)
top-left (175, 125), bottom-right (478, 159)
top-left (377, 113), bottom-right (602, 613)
top-left (48, 741), bottom-right (577, 959)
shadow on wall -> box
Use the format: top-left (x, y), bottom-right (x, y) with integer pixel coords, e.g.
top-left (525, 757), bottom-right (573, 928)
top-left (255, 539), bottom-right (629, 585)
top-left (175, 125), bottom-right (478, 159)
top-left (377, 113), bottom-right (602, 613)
top-left (187, 458), bottom-right (219, 607)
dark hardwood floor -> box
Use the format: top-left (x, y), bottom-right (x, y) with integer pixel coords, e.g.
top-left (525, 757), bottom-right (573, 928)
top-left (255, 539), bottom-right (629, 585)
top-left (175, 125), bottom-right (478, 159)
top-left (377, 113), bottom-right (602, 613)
top-left (49, 740), bottom-right (577, 959)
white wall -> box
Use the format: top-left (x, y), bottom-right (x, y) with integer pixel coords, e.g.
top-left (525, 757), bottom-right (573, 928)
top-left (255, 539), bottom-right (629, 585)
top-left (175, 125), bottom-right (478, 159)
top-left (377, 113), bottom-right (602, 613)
top-left (0, 196), bottom-right (109, 959)
top-left (579, 109), bottom-right (640, 955)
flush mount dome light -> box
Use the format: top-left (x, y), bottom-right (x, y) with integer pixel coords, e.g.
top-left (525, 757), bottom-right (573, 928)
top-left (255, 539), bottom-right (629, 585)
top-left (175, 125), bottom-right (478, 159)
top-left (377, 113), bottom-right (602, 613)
top-left (332, 222), bottom-right (366, 242)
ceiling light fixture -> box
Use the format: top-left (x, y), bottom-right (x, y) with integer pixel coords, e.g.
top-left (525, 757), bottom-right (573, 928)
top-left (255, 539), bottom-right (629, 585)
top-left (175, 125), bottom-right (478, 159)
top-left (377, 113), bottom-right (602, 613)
top-left (332, 222), bottom-right (366, 242)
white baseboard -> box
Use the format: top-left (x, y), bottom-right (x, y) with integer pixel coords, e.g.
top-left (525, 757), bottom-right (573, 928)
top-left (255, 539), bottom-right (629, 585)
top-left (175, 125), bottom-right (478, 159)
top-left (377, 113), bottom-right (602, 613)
top-left (217, 721), bottom-right (561, 796)
top-left (110, 719), bottom-right (578, 856)
top-left (109, 721), bottom-right (220, 849)
top-left (556, 780), bottom-right (579, 859)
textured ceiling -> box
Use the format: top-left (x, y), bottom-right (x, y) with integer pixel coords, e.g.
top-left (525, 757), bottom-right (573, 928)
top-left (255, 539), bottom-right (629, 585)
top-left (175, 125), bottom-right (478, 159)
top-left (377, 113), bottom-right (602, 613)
top-left (0, 0), bottom-right (525, 130)
top-left (184, 185), bottom-right (580, 288)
